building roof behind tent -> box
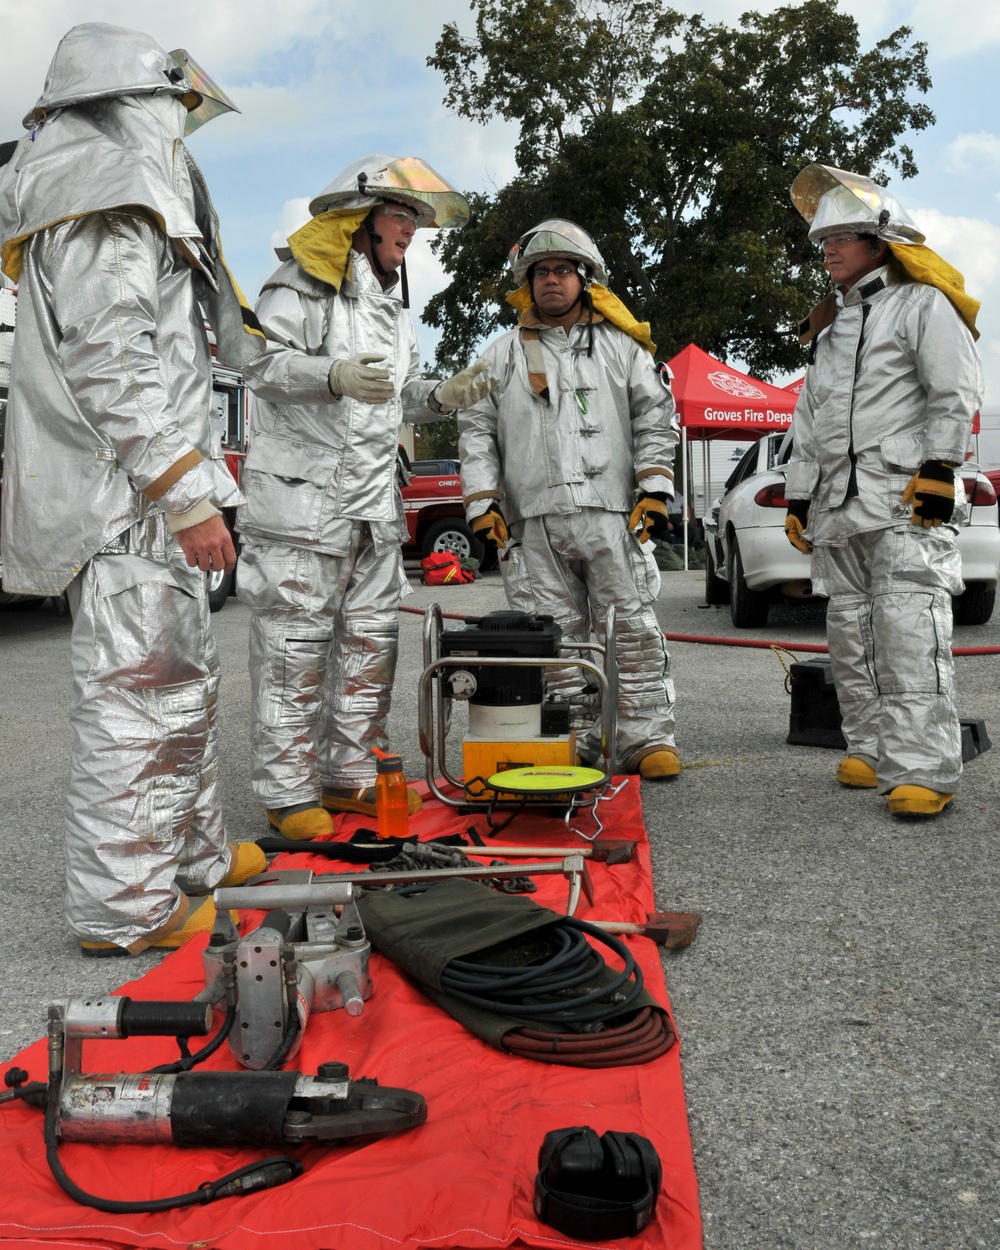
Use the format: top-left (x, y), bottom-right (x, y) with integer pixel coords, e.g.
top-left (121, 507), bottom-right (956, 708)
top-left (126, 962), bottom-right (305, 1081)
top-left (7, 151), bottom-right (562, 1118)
top-left (666, 344), bottom-right (797, 438)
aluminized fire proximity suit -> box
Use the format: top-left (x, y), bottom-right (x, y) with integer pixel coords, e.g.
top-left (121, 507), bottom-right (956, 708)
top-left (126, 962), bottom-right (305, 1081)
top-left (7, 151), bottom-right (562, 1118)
top-left (238, 249), bottom-right (443, 807)
top-left (786, 264), bottom-right (982, 794)
top-left (0, 26), bottom-right (262, 949)
top-left (459, 316), bottom-right (679, 769)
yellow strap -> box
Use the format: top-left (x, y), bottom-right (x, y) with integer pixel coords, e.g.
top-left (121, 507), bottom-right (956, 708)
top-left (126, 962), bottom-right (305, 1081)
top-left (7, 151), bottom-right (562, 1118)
top-left (769, 646), bottom-right (802, 694)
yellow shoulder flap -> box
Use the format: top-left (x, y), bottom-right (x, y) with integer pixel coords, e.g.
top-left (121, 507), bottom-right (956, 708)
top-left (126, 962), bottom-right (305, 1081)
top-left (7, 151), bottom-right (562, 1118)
top-left (888, 243), bottom-right (980, 340)
top-left (505, 282), bottom-right (655, 353)
top-left (287, 207), bottom-right (370, 291)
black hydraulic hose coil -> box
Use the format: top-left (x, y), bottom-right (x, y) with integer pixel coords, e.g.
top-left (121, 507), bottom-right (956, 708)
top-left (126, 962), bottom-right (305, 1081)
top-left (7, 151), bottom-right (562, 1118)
top-left (439, 917), bottom-right (644, 1028)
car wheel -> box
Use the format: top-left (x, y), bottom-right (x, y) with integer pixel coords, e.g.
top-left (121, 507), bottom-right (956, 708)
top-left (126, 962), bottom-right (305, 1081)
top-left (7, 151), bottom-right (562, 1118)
top-left (207, 565), bottom-right (234, 613)
top-left (0, 588), bottom-right (46, 610)
top-left (952, 582), bottom-right (996, 626)
top-left (421, 517), bottom-right (485, 566)
top-left (705, 544), bottom-right (730, 605)
top-left (728, 536), bottom-right (769, 628)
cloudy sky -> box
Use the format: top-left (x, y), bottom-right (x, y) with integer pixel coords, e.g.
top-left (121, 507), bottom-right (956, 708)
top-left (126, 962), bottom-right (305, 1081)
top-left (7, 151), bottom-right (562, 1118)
top-left (3, 0), bottom-right (1000, 463)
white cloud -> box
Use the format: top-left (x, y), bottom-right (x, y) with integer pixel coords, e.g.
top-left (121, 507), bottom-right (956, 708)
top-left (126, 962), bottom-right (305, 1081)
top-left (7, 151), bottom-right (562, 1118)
top-left (268, 198), bottom-right (312, 255)
top-left (910, 208), bottom-right (1000, 297)
top-left (910, 208), bottom-right (1000, 425)
top-left (906, 0), bottom-right (1000, 58)
top-left (946, 133), bottom-right (1000, 175)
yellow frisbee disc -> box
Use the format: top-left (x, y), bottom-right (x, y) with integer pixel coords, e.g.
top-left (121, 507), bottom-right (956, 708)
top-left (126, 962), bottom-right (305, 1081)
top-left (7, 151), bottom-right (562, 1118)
top-left (485, 765), bottom-right (606, 795)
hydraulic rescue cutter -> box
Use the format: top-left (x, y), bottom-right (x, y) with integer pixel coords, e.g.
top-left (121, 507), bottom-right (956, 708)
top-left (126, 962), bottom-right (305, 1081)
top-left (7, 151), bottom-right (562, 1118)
top-left (48, 996), bottom-right (427, 1149)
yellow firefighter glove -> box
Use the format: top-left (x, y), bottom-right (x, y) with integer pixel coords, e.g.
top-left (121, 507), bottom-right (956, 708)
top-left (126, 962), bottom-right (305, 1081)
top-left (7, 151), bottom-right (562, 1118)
top-left (628, 494), bottom-right (671, 544)
top-left (901, 461), bottom-right (956, 527)
top-left (784, 500), bottom-right (813, 554)
top-left (471, 506), bottom-right (509, 549)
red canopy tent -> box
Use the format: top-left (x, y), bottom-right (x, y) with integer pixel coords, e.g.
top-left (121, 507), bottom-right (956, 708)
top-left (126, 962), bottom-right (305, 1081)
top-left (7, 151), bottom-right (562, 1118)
top-left (663, 345), bottom-right (800, 567)
top-left (666, 343), bottom-right (798, 436)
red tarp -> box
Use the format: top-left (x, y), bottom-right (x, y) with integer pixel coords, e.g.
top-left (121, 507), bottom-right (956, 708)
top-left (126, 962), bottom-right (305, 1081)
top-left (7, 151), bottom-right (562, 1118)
top-left (667, 343), bottom-right (798, 437)
top-left (0, 782), bottom-right (702, 1250)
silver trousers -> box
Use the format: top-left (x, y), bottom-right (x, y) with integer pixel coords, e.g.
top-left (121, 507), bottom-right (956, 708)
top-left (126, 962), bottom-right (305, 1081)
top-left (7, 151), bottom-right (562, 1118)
top-left (239, 527), bottom-right (404, 808)
top-left (65, 541), bottom-right (230, 944)
top-left (500, 509), bottom-right (675, 767)
top-left (812, 525), bottom-right (964, 794)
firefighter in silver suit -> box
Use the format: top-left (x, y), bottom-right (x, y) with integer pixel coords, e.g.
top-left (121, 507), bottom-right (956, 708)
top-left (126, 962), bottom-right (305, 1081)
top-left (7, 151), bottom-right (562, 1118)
top-left (238, 155), bottom-right (497, 838)
top-left (0, 24), bottom-right (268, 953)
top-left (458, 220), bottom-right (682, 778)
top-left (785, 165), bottom-right (983, 819)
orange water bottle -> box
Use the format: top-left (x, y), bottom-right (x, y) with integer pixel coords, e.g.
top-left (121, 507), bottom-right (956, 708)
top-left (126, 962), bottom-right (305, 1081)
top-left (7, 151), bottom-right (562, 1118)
top-left (375, 753), bottom-right (409, 839)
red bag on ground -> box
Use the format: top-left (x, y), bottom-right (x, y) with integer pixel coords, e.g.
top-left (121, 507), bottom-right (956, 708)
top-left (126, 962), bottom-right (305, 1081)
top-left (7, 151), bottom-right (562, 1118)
top-left (421, 552), bottom-right (475, 585)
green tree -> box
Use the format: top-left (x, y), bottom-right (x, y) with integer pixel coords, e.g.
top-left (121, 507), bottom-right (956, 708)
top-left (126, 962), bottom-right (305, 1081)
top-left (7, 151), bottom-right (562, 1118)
top-left (425, 0), bottom-right (932, 378)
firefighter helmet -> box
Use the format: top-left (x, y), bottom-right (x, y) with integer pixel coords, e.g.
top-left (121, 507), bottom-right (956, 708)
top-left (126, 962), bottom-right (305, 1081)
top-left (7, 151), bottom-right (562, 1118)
top-left (508, 219), bottom-right (609, 287)
top-left (308, 154), bottom-right (469, 229)
top-left (23, 23), bottom-right (237, 136)
top-left (791, 164), bottom-right (924, 246)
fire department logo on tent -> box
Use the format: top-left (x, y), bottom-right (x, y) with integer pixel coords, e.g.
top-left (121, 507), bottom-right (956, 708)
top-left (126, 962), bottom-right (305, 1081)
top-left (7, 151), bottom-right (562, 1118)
top-left (707, 370), bottom-right (766, 400)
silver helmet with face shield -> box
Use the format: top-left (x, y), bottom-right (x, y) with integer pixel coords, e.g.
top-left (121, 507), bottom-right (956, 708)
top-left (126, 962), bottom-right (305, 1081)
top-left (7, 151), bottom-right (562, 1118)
top-left (509, 219), bottom-right (609, 287)
top-left (790, 163), bottom-right (924, 246)
top-left (23, 23), bottom-right (238, 137)
top-left (307, 154), bottom-right (470, 228)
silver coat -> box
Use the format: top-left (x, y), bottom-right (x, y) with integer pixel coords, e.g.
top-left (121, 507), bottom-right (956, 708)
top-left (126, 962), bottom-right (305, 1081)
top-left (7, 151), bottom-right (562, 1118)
top-left (238, 250), bottom-right (438, 803)
top-left (1, 214), bottom-right (241, 595)
top-left (239, 250), bottom-right (440, 553)
top-left (787, 265), bottom-right (981, 794)
top-left (459, 319), bottom-right (679, 767)
top-left (785, 264), bottom-right (981, 543)
top-left (459, 319), bottom-right (678, 523)
top-left (0, 88), bottom-right (255, 596)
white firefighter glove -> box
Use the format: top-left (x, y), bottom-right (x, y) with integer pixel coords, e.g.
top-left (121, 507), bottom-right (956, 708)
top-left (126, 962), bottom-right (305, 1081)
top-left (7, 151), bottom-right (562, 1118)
top-left (432, 360), bottom-right (499, 412)
top-left (328, 354), bottom-right (394, 404)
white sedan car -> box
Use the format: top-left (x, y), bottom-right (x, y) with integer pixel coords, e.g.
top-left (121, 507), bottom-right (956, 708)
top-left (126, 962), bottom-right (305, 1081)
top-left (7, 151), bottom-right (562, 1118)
top-left (703, 432), bottom-right (1000, 627)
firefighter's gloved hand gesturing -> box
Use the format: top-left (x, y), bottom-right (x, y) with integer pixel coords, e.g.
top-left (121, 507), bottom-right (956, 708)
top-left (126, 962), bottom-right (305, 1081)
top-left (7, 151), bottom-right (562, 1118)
top-left (628, 493), bottom-right (671, 544)
top-left (328, 354), bottom-right (394, 404)
top-left (471, 506), bottom-right (509, 549)
top-left (902, 460), bottom-right (956, 528)
top-left (784, 499), bottom-right (813, 553)
top-left (433, 360), bottom-right (499, 412)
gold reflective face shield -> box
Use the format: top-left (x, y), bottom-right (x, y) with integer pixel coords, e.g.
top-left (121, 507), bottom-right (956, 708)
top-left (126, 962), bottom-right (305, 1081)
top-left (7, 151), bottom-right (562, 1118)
top-left (165, 49), bottom-right (240, 135)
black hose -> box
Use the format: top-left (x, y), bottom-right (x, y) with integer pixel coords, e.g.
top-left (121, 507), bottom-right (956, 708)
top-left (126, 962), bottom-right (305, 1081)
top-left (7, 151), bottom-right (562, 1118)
top-left (262, 1010), bottom-right (300, 1072)
top-left (439, 917), bottom-right (644, 1027)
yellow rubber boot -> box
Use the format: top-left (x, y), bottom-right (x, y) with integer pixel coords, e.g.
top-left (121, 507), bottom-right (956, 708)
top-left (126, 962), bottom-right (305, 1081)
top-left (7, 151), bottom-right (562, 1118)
top-left (265, 805), bottom-right (334, 840)
top-left (836, 758), bottom-right (878, 789)
top-left (322, 786), bottom-right (424, 817)
top-left (887, 786), bottom-right (954, 818)
top-left (634, 747), bottom-right (681, 780)
top-left (217, 841), bottom-right (267, 887)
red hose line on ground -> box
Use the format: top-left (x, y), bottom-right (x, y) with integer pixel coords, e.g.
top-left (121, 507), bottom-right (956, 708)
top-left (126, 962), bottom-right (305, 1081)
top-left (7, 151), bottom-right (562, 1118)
top-left (398, 603), bottom-right (1000, 656)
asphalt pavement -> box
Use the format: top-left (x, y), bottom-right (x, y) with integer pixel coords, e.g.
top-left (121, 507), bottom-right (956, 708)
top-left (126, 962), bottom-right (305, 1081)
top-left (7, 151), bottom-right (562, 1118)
top-left (0, 566), bottom-right (997, 1249)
